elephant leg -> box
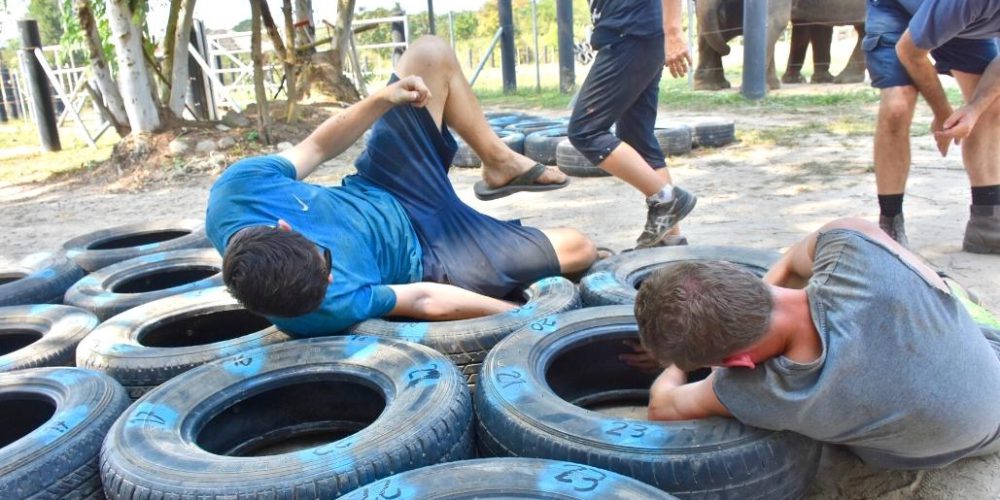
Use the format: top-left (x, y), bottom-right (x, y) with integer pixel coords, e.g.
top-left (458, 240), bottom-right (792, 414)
top-left (834, 24), bottom-right (868, 84)
top-left (694, 35), bottom-right (732, 91)
top-left (782, 23), bottom-right (810, 84)
top-left (810, 26), bottom-right (835, 83)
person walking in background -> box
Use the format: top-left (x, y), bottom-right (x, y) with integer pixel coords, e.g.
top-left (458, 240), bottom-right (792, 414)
top-left (567, 0), bottom-right (698, 249)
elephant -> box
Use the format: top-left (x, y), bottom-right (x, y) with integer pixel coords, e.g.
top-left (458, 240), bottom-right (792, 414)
top-left (781, 0), bottom-right (866, 85)
top-left (695, 0), bottom-right (792, 91)
top-left (694, 0), bottom-right (865, 91)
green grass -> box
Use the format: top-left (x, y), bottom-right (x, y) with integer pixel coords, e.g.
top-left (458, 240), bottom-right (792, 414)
top-left (0, 121), bottom-right (115, 186)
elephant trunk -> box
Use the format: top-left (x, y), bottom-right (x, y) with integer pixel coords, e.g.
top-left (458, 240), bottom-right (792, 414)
top-left (697, 0), bottom-right (733, 56)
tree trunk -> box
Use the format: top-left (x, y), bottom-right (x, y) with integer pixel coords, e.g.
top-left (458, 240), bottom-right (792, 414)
top-left (106, 0), bottom-right (161, 133)
top-left (250, 0), bottom-right (271, 145)
top-left (74, 0), bottom-right (129, 136)
top-left (166, 0), bottom-right (197, 117)
top-left (331, 0), bottom-right (356, 68)
top-left (256, 0), bottom-right (287, 61)
top-left (161, 0), bottom-right (181, 102)
top-left (293, 0), bottom-right (314, 49)
top-left (282, 0), bottom-right (297, 122)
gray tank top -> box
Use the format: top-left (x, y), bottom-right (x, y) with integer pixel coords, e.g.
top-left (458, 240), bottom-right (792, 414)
top-left (714, 229), bottom-right (1000, 469)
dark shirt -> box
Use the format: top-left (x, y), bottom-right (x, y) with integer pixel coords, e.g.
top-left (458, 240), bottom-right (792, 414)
top-left (589, 0), bottom-right (663, 48)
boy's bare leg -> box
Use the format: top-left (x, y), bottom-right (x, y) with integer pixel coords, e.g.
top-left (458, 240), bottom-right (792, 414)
top-left (394, 35), bottom-right (565, 187)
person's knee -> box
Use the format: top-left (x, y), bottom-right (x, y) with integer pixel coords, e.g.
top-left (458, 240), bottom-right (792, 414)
top-left (821, 217), bottom-right (879, 236)
top-left (879, 88), bottom-right (917, 130)
top-left (568, 121), bottom-right (601, 150)
top-left (553, 229), bottom-right (597, 272)
top-left (400, 35), bottom-right (455, 71)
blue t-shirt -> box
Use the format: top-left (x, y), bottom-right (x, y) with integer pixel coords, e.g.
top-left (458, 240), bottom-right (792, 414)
top-left (205, 155), bottom-right (423, 336)
top-left (906, 0), bottom-right (1000, 48)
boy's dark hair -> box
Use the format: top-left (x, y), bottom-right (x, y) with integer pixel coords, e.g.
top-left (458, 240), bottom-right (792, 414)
top-left (634, 261), bottom-right (773, 371)
top-left (222, 226), bottom-right (329, 317)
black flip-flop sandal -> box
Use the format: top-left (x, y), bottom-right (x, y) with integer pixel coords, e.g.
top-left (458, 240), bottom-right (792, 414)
top-left (473, 163), bottom-right (570, 201)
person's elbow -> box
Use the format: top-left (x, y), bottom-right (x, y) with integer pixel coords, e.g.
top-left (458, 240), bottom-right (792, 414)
top-left (408, 292), bottom-right (454, 320)
top-left (647, 395), bottom-right (685, 421)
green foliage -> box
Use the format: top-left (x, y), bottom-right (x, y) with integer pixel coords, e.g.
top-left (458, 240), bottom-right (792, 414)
top-left (59, 0), bottom-right (115, 66)
top-left (27, 0), bottom-right (65, 45)
top-left (233, 18), bottom-right (253, 32)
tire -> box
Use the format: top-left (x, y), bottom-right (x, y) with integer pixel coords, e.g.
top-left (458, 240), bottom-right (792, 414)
top-left (556, 139), bottom-right (612, 178)
top-left (504, 119), bottom-right (566, 135)
top-left (453, 131), bottom-right (527, 168)
top-left (487, 113), bottom-right (536, 128)
top-left (0, 367), bottom-right (129, 499)
top-left (452, 140), bottom-right (483, 168)
top-left (63, 249), bottom-right (223, 320)
top-left (475, 306), bottom-right (821, 499)
top-left (350, 277), bottom-right (580, 388)
top-left (0, 253), bottom-right (86, 306)
top-left (62, 219), bottom-right (211, 272)
top-left (338, 458), bottom-right (678, 499)
top-left (581, 246), bottom-right (780, 306)
top-left (76, 286), bottom-right (292, 399)
top-left (498, 130), bottom-right (526, 154)
top-left (100, 336), bottom-right (474, 499)
top-left (524, 127), bottom-right (569, 166)
top-left (689, 118), bottom-right (736, 148)
top-left (0, 305), bottom-right (98, 372)
top-left (654, 124), bottom-right (693, 156)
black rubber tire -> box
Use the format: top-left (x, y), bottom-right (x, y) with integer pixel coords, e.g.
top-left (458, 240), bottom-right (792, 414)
top-left (338, 458), bottom-right (679, 499)
top-left (76, 286), bottom-right (291, 399)
top-left (487, 113), bottom-right (536, 128)
top-left (504, 119), bottom-right (566, 135)
top-left (100, 336), bottom-right (474, 499)
top-left (581, 245), bottom-right (781, 306)
top-left (498, 129), bottom-right (526, 154)
top-left (452, 140), bottom-right (483, 168)
top-left (0, 253), bottom-right (86, 306)
top-left (524, 127), bottom-right (569, 166)
top-left (689, 118), bottom-right (736, 148)
top-left (62, 219), bottom-right (211, 272)
top-left (556, 139), bottom-right (612, 178)
top-left (654, 124), bottom-right (694, 156)
top-left (63, 249), bottom-right (223, 320)
top-left (0, 305), bottom-right (98, 372)
top-left (475, 306), bottom-right (822, 499)
top-left (350, 277), bottom-right (580, 387)
top-left (0, 367), bottom-right (129, 499)
top-left (452, 131), bottom-right (527, 168)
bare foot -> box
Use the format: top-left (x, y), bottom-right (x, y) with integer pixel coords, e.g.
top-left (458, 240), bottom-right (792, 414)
top-left (481, 149), bottom-right (567, 188)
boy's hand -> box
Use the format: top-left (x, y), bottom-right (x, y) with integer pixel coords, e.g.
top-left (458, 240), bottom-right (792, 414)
top-left (619, 339), bottom-right (664, 374)
top-left (383, 75), bottom-right (431, 108)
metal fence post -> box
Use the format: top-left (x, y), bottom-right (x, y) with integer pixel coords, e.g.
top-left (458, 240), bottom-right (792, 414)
top-left (556, 0), bottom-right (574, 94)
top-left (742, 0), bottom-right (768, 100)
top-left (498, 0), bottom-right (517, 93)
top-left (18, 19), bottom-right (61, 152)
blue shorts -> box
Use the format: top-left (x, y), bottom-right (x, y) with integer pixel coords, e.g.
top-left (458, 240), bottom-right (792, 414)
top-left (568, 34), bottom-right (666, 168)
top-left (864, 0), bottom-right (999, 89)
top-left (353, 75), bottom-right (561, 299)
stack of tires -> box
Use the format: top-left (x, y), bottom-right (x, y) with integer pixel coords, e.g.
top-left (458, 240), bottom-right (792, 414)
top-left (8, 214), bottom-right (996, 498)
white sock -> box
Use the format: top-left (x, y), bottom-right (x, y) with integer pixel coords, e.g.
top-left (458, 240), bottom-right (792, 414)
top-left (648, 184), bottom-right (675, 204)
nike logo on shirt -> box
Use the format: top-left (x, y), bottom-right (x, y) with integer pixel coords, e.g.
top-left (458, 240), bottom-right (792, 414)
top-left (293, 194), bottom-right (309, 212)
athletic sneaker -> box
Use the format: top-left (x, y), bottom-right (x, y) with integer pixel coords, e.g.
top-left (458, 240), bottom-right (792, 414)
top-left (635, 187), bottom-right (697, 249)
top-left (879, 213), bottom-right (909, 248)
top-left (963, 205), bottom-right (1000, 254)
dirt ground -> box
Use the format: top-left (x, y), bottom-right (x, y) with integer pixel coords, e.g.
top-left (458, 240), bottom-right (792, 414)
top-left (1, 84), bottom-right (998, 499)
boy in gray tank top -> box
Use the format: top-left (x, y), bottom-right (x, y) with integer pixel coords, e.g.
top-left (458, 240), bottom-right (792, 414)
top-left (632, 217), bottom-right (1000, 469)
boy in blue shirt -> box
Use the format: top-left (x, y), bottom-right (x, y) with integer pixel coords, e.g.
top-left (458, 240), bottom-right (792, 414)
top-left (206, 36), bottom-right (596, 336)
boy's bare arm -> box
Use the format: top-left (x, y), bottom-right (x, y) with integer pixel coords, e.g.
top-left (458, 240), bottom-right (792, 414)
top-left (647, 367), bottom-right (732, 421)
top-left (764, 231), bottom-right (819, 288)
